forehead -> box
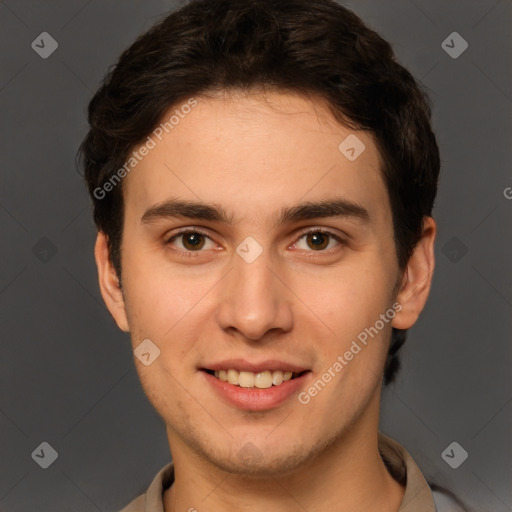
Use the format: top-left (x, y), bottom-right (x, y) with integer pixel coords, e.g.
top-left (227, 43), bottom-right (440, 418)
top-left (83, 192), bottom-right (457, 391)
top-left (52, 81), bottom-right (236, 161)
top-left (122, 90), bottom-right (391, 229)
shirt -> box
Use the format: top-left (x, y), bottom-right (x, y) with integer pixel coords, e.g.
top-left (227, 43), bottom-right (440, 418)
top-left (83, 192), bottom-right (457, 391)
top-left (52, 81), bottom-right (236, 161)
top-left (119, 432), bottom-right (455, 511)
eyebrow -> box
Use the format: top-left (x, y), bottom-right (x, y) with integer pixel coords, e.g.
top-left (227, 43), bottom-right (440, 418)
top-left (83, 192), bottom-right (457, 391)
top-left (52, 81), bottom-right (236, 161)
top-left (141, 197), bottom-right (370, 227)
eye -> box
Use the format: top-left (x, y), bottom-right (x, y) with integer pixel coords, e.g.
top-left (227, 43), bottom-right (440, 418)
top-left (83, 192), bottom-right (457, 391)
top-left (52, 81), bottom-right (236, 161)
top-left (292, 229), bottom-right (344, 252)
top-left (165, 229), bottom-right (217, 254)
top-left (165, 227), bottom-right (345, 257)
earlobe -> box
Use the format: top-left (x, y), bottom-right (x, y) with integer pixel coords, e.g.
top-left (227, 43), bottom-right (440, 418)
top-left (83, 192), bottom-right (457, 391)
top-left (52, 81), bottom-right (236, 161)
top-left (392, 217), bottom-right (436, 330)
top-left (94, 232), bottom-right (130, 332)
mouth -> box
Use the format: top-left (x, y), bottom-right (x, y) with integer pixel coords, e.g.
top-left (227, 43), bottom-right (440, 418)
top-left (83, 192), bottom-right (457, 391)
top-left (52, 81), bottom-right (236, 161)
top-left (201, 368), bottom-right (309, 389)
top-left (199, 360), bottom-right (312, 410)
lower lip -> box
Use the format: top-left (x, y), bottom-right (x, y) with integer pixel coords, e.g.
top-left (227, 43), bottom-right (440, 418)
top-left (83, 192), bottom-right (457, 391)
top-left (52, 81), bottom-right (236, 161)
top-left (202, 371), bottom-right (311, 411)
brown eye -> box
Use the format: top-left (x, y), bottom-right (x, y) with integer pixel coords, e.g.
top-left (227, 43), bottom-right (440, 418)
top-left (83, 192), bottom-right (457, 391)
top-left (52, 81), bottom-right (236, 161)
top-left (181, 232), bottom-right (206, 251)
top-left (166, 230), bottom-right (216, 253)
top-left (305, 232), bottom-right (329, 250)
top-left (294, 229), bottom-right (343, 252)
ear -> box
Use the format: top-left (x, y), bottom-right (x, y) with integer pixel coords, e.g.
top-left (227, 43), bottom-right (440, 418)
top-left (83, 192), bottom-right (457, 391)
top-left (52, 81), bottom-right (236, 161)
top-left (392, 216), bottom-right (436, 330)
top-left (94, 231), bottom-right (130, 332)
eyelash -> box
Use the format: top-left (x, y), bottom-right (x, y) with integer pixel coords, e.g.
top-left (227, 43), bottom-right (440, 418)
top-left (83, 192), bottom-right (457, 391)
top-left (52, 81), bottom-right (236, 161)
top-left (164, 227), bottom-right (346, 258)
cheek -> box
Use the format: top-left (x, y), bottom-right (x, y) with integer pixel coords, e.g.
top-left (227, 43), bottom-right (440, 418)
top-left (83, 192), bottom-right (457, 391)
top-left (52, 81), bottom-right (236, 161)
top-left (298, 263), bottom-right (396, 398)
top-left (121, 247), bottom-right (207, 337)
top-left (121, 261), bottom-right (225, 395)
top-left (302, 262), bottom-right (393, 338)
top-left (124, 269), bottom-right (207, 416)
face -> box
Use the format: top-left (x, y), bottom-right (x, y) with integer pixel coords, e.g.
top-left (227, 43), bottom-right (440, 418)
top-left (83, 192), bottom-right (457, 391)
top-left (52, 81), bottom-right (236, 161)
top-left (96, 90), bottom-right (429, 476)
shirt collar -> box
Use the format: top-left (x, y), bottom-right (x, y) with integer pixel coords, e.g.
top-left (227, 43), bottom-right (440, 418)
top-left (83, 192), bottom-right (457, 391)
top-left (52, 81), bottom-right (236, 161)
top-left (378, 432), bottom-right (437, 511)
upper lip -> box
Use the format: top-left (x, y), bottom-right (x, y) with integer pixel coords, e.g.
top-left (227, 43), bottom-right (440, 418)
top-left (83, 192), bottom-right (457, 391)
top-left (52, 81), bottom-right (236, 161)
top-left (202, 359), bottom-right (309, 374)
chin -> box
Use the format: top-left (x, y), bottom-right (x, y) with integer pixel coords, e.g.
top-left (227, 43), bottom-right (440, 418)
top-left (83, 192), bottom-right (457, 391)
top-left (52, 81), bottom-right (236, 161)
top-left (207, 445), bottom-right (312, 477)
top-left (187, 428), bottom-right (337, 479)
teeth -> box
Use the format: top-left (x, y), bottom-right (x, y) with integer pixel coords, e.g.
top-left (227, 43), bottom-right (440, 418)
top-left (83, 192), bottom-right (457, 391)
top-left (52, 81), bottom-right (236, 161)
top-left (227, 369), bottom-right (239, 385)
top-left (272, 371), bottom-right (283, 386)
top-left (211, 368), bottom-right (301, 388)
top-left (238, 371), bottom-right (255, 387)
top-left (254, 371), bottom-right (272, 389)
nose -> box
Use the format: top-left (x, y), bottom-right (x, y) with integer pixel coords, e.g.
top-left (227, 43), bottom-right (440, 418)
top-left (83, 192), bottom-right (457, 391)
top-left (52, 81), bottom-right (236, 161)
top-left (215, 244), bottom-right (294, 341)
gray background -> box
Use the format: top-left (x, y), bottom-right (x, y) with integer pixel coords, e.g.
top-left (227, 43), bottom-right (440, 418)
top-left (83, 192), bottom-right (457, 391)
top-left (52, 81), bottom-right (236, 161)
top-left (0, 0), bottom-right (510, 511)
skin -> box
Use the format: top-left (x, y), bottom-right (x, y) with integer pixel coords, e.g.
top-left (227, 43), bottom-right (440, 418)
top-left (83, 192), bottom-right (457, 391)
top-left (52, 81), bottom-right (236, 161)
top-left (95, 89), bottom-right (436, 511)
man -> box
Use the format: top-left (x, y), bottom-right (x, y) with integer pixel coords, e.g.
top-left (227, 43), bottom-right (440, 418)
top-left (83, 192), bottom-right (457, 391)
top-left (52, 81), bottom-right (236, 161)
top-left (79, 0), bottom-right (467, 510)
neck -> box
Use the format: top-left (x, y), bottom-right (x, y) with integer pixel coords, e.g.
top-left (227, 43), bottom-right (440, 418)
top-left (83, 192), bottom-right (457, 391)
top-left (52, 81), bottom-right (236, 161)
top-left (163, 392), bottom-right (404, 512)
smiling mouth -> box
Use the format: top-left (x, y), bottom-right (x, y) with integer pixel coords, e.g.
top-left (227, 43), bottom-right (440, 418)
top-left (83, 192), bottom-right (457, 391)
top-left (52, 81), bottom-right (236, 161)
top-left (202, 369), bottom-right (308, 389)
